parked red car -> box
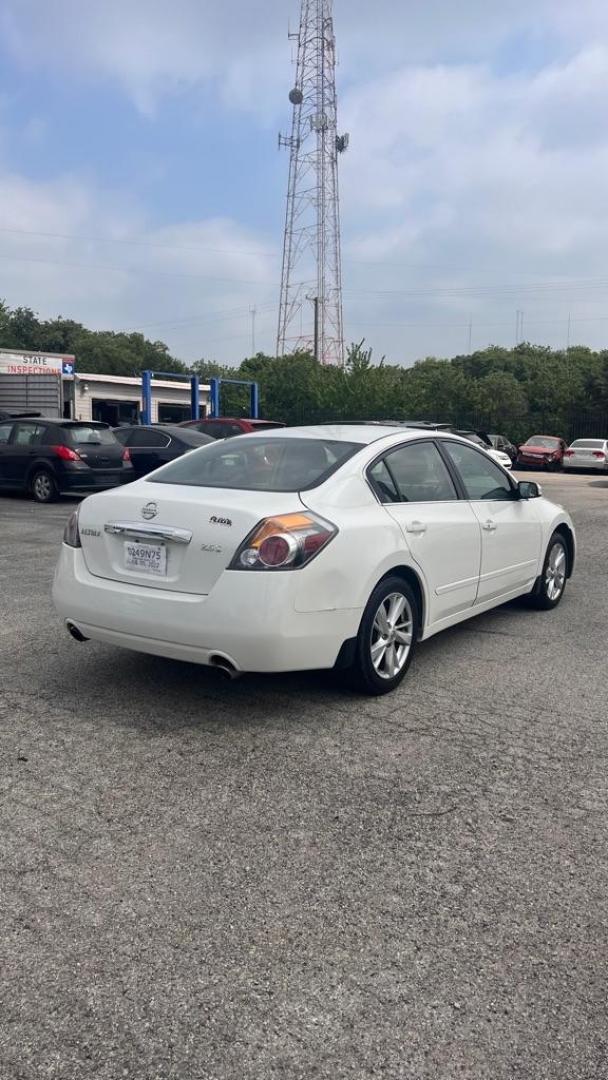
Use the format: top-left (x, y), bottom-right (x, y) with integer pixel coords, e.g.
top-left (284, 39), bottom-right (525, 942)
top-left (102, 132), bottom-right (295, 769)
top-left (516, 435), bottom-right (567, 471)
top-left (179, 417), bottom-right (286, 439)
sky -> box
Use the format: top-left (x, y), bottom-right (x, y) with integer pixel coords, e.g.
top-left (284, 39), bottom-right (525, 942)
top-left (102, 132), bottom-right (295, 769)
top-left (1, 0), bottom-right (608, 367)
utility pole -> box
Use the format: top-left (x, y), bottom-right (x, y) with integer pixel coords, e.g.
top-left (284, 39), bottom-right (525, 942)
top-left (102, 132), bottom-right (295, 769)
top-left (467, 315), bottom-right (473, 354)
top-left (277, 0), bottom-right (347, 365)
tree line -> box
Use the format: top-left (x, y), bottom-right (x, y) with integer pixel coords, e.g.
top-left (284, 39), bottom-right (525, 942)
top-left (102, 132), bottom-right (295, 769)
top-left (2, 300), bottom-right (608, 440)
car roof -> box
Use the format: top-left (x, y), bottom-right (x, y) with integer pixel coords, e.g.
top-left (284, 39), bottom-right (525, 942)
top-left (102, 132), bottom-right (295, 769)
top-left (242, 423), bottom-right (469, 446)
top-left (3, 417), bottom-right (109, 426)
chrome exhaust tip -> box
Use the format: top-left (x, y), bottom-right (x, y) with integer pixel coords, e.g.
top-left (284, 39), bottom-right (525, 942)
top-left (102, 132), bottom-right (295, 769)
top-left (67, 622), bottom-right (89, 643)
top-left (209, 655), bottom-right (241, 681)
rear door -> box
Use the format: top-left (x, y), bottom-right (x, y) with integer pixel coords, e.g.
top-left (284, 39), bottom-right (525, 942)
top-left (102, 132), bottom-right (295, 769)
top-left (368, 440), bottom-right (481, 625)
top-left (441, 440), bottom-right (541, 602)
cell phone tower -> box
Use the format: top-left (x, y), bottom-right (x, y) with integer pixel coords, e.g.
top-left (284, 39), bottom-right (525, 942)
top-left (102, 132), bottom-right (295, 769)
top-left (277, 0), bottom-right (348, 366)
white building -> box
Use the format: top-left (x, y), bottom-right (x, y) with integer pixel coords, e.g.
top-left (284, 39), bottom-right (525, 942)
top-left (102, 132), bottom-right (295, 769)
top-left (0, 349), bottom-right (210, 423)
top-left (66, 372), bottom-right (210, 425)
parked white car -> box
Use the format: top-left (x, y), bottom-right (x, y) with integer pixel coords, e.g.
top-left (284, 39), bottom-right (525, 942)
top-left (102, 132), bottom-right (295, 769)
top-left (487, 447), bottom-right (513, 470)
top-left (53, 425), bottom-right (576, 695)
top-left (563, 438), bottom-right (608, 472)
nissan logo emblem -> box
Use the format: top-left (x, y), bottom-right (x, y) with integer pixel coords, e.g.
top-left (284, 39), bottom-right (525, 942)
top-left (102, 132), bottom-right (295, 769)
top-left (141, 502), bottom-right (159, 520)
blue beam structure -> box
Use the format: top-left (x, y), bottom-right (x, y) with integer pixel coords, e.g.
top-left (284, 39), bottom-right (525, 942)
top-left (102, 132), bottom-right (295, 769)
top-left (142, 369), bottom-right (204, 423)
top-left (208, 377), bottom-right (260, 419)
top-left (141, 369), bottom-right (153, 425)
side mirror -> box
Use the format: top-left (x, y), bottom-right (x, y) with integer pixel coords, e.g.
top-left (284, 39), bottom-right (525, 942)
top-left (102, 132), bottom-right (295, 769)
top-left (518, 480), bottom-right (542, 500)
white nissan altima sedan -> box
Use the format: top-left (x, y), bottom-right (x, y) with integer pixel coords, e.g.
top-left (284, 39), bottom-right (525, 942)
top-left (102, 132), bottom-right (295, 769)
top-left (53, 425), bottom-right (575, 695)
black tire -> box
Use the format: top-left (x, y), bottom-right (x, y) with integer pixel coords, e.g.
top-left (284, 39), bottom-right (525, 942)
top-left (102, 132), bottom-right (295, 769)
top-left (528, 533), bottom-right (568, 610)
top-left (347, 575), bottom-right (419, 696)
top-left (30, 468), bottom-right (58, 503)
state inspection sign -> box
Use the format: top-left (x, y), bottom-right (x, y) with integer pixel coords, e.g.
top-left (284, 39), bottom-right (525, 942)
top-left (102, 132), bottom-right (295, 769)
top-left (0, 352), bottom-right (75, 376)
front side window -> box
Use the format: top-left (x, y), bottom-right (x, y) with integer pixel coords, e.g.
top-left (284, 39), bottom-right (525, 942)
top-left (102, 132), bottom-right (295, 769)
top-left (371, 441), bottom-right (458, 503)
top-left (152, 437), bottom-right (362, 491)
top-left (443, 441), bottom-right (514, 501)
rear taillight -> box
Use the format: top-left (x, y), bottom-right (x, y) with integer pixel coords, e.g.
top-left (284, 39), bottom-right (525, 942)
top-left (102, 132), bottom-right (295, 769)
top-left (230, 512), bottom-right (337, 571)
top-left (122, 447), bottom-right (131, 462)
top-left (564, 449), bottom-right (575, 457)
top-left (63, 508), bottom-right (81, 548)
top-left (593, 451), bottom-right (606, 459)
top-left (52, 444), bottom-right (80, 462)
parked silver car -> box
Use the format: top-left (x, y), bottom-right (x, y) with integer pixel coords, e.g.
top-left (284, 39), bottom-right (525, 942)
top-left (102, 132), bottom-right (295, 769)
top-left (563, 438), bottom-right (608, 472)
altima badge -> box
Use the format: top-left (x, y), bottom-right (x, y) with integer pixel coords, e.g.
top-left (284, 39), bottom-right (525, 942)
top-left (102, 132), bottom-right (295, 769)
top-left (141, 502), bottom-right (159, 520)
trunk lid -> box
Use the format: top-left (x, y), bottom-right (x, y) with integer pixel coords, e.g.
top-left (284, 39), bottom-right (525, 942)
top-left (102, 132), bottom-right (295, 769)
top-left (78, 481), bottom-right (303, 595)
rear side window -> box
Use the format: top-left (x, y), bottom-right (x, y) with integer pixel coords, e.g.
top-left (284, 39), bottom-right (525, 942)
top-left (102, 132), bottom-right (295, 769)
top-left (129, 429), bottom-right (171, 448)
top-left (152, 437), bottom-right (363, 491)
top-left (0, 422), bottom-right (13, 444)
top-left (370, 442), bottom-right (457, 503)
top-left (63, 425), bottom-right (117, 446)
top-left (176, 429), bottom-right (213, 448)
top-left (443, 441), bottom-right (513, 500)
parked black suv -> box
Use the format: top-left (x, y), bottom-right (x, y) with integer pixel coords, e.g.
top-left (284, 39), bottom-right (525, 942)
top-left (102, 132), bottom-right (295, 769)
top-left (0, 418), bottom-right (133, 502)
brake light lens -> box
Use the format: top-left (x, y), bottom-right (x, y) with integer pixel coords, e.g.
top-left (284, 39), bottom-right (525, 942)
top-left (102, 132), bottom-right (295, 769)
top-left (593, 451), bottom-right (606, 459)
top-left (122, 447), bottom-right (131, 462)
top-left (63, 508), bottom-right (81, 548)
top-left (52, 444), bottom-right (80, 462)
top-left (230, 512), bottom-right (337, 571)
top-left (564, 449), bottom-right (575, 457)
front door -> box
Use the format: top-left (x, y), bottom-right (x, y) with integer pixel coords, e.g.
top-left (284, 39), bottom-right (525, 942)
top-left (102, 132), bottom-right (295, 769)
top-left (3, 421), bottom-right (46, 487)
top-left (368, 440), bottom-right (482, 626)
top-left (0, 421), bottom-right (15, 486)
top-left (441, 440), bottom-right (542, 602)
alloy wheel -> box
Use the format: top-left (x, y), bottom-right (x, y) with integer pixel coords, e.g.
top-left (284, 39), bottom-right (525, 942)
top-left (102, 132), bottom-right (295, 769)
top-left (370, 591), bottom-right (413, 679)
top-left (33, 473), bottom-right (52, 501)
top-left (545, 542), bottom-right (566, 601)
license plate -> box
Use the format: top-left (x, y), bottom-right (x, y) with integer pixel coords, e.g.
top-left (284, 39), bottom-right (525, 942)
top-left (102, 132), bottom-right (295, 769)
top-left (124, 541), bottom-right (167, 576)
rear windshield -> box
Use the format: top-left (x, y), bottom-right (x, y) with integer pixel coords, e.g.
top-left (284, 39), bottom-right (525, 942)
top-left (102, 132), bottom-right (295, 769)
top-left (524, 437), bottom-right (560, 448)
top-left (62, 425), bottom-right (117, 446)
top-left (249, 422), bottom-right (285, 431)
top-left (571, 439), bottom-right (605, 448)
top-left (151, 437), bottom-right (363, 491)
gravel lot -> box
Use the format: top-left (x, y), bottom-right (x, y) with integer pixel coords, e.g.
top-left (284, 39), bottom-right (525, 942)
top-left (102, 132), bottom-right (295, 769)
top-left (1, 473), bottom-right (607, 1080)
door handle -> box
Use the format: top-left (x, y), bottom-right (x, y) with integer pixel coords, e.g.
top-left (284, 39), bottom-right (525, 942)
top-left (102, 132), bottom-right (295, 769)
top-left (406, 520), bottom-right (427, 535)
top-left (482, 520), bottom-right (497, 532)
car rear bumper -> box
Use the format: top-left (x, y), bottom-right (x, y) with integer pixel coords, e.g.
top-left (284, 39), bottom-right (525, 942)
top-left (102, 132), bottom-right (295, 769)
top-left (563, 458), bottom-right (607, 470)
top-left (53, 546), bottom-right (362, 673)
top-left (59, 470), bottom-right (133, 494)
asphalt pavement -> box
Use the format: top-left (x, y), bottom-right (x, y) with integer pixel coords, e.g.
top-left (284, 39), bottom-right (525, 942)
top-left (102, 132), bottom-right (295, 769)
top-left (1, 473), bottom-right (608, 1080)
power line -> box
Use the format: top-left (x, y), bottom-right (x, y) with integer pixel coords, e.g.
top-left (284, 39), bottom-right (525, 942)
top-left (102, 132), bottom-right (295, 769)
top-left (0, 225), bottom-right (278, 258)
